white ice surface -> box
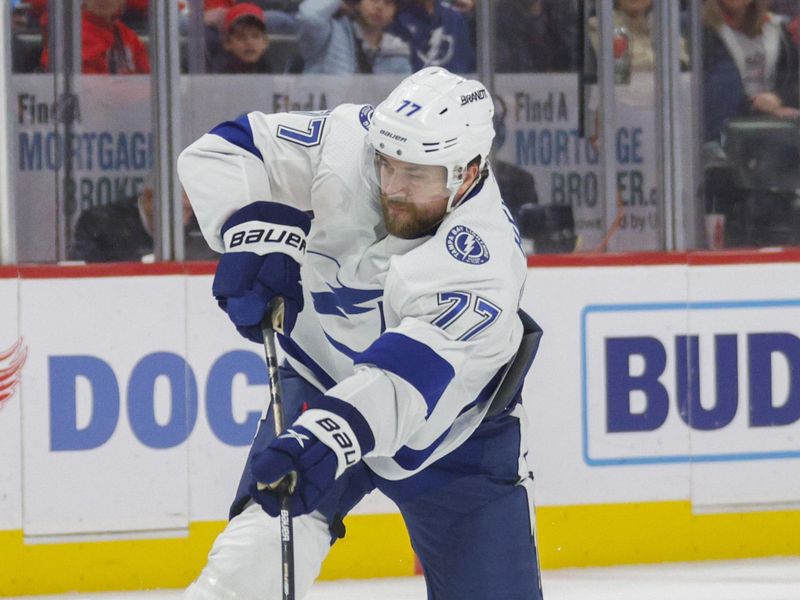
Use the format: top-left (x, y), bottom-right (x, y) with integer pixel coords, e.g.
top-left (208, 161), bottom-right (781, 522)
top-left (7, 557), bottom-right (800, 600)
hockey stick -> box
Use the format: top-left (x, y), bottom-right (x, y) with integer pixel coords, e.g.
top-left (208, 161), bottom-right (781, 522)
top-left (258, 298), bottom-right (296, 600)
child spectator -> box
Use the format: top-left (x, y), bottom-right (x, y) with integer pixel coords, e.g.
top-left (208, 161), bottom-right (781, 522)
top-left (40, 0), bottom-right (150, 74)
top-left (208, 3), bottom-right (273, 73)
top-left (297, 0), bottom-right (410, 74)
top-left (390, 0), bottom-right (475, 74)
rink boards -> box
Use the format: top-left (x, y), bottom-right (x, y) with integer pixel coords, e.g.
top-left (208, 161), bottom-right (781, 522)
top-left (1, 252), bottom-right (799, 594)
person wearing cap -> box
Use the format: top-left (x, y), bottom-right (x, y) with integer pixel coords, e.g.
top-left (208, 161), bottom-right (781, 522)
top-left (297, 0), bottom-right (411, 74)
top-left (209, 3), bottom-right (273, 74)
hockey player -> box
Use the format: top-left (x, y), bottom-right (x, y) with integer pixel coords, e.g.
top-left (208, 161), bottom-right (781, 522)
top-left (177, 67), bottom-right (543, 599)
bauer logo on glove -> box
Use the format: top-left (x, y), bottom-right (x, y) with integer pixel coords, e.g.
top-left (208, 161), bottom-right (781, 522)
top-left (225, 224), bottom-right (307, 260)
top-left (314, 416), bottom-right (358, 468)
top-left (212, 201), bottom-right (311, 343)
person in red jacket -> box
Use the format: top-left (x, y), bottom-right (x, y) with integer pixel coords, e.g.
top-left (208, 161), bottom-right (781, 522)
top-left (40, 0), bottom-right (150, 74)
top-left (30, 0), bottom-right (149, 21)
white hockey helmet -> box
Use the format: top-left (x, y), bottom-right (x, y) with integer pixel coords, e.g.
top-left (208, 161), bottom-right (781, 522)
top-left (368, 67), bottom-right (495, 212)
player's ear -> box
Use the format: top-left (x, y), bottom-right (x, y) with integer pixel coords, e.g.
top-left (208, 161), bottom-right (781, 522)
top-left (454, 158), bottom-right (481, 201)
top-left (467, 161), bottom-right (480, 182)
top-left (463, 156), bottom-right (481, 187)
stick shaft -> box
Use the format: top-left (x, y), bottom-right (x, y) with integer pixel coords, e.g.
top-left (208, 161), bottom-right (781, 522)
top-left (264, 326), bottom-right (286, 433)
top-left (262, 300), bottom-right (295, 600)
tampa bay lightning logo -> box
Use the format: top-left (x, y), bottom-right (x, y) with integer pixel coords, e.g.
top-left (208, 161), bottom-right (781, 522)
top-left (419, 27), bottom-right (455, 68)
top-left (359, 105), bottom-right (374, 131)
top-left (446, 225), bottom-right (489, 265)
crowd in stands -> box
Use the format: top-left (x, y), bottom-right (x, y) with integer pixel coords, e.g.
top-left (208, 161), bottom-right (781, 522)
top-left (11, 0), bottom-right (482, 75)
top-left (8, 0), bottom-right (800, 256)
top-left (12, 1), bottom-right (800, 87)
top-left (700, 0), bottom-right (800, 248)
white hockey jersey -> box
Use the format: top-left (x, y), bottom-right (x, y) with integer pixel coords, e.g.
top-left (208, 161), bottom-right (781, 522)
top-left (178, 104), bottom-right (527, 480)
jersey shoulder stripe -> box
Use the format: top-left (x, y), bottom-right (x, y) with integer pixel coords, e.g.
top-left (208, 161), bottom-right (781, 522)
top-left (209, 114), bottom-right (263, 160)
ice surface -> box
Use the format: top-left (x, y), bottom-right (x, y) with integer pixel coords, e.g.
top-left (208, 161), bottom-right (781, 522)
top-left (7, 557), bottom-right (799, 600)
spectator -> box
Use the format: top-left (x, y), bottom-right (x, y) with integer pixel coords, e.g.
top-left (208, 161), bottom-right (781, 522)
top-left (40, 0), bottom-right (150, 74)
top-left (391, 0), bottom-right (476, 74)
top-left (491, 95), bottom-right (539, 219)
top-left (195, 1), bottom-right (301, 73)
top-left (703, 0), bottom-right (800, 141)
top-left (68, 185), bottom-right (215, 262)
top-left (209, 3), bottom-right (273, 73)
top-left (494, 0), bottom-right (578, 73)
top-left (297, 0), bottom-right (410, 74)
top-left (588, 0), bottom-right (689, 73)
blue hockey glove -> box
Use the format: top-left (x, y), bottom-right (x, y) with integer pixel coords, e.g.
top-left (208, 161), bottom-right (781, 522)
top-left (249, 397), bottom-right (375, 517)
top-left (212, 201), bottom-right (311, 342)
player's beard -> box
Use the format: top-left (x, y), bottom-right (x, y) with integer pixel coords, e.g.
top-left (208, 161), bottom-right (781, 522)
top-left (380, 193), bottom-right (447, 239)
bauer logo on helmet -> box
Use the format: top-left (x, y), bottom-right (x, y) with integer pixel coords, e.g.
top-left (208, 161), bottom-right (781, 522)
top-left (379, 129), bottom-right (408, 143)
